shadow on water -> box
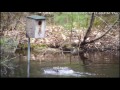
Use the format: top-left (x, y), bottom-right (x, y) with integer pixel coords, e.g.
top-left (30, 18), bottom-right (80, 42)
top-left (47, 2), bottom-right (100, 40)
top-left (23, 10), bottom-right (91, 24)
top-left (0, 49), bottom-right (119, 78)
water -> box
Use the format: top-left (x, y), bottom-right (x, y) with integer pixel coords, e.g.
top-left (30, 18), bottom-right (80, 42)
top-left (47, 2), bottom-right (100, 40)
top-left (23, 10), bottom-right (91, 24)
top-left (0, 50), bottom-right (119, 78)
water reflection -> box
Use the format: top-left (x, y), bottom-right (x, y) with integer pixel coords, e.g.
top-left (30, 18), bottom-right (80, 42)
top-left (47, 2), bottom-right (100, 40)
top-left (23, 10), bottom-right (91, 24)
top-left (0, 50), bottom-right (119, 77)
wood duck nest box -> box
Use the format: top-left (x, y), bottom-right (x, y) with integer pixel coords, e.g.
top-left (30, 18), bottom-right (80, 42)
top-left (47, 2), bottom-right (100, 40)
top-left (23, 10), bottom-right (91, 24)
top-left (26, 15), bottom-right (46, 38)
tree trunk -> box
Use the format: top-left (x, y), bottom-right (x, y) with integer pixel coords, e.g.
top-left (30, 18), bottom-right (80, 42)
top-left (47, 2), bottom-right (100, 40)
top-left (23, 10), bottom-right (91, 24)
top-left (80, 13), bottom-right (95, 49)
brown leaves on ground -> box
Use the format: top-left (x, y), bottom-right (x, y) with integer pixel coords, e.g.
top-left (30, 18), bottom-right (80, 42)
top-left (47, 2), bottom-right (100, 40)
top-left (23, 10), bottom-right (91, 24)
top-left (2, 25), bottom-right (119, 50)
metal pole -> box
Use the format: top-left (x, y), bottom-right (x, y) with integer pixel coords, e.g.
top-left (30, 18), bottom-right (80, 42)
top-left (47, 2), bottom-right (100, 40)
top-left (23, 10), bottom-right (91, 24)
top-left (27, 38), bottom-right (30, 77)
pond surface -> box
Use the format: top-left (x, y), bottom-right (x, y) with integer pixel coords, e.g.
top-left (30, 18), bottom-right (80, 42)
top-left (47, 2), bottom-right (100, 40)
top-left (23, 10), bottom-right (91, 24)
top-left (0, 49), bottom-right (119, 78)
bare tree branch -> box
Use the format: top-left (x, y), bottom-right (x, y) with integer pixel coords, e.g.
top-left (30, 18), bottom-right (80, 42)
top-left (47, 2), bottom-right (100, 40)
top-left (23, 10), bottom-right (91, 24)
top-left (14, 13), bottom-right (22, 30)
top-left (95, 15), bottom-right (109, 26)
top-left (80, 13), bottom-right (95, 48)
top-left (83, 13), bottom-right (95, 42)
top-left (80, 13), bottom-right (119, 49)
top-left (86, 19), bottom-right (119, 44)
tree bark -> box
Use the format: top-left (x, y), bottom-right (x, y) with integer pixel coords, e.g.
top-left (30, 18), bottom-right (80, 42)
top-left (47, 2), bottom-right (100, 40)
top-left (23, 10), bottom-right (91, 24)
top-left (80, 12), bottom-right (95, 48)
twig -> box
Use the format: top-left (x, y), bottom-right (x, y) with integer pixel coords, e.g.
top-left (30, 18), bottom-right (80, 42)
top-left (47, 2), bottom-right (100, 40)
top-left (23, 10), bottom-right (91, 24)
top-left (1, 56), bottom-right (17, 64)
top-left (95, 15), bottom-right (109, 26)
top-left (1, 63), bottom-right (15, 69)
top-left (14, 13), bottom-right (22, 30)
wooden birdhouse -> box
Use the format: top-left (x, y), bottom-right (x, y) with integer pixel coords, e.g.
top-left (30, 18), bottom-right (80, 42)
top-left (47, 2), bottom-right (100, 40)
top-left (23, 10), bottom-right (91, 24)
top-left (26, 15), bottom-right (46, 38)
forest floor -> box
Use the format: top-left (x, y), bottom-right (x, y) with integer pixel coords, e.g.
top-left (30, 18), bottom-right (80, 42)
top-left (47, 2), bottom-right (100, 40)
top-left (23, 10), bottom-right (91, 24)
top-left (0, 25), bottom-right (119, 53)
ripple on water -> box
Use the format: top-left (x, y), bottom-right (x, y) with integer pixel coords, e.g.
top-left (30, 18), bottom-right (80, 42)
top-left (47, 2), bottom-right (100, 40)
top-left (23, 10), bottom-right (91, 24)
top-left (43, 66), bottom-right (96, 77)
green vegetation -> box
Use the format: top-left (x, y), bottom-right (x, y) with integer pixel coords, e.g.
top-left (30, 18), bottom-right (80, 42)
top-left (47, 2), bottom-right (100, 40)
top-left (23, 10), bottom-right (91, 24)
top-left (54, 12), bottom-right (90, 30)
top-left (31, 44), bottom-right (48, 50)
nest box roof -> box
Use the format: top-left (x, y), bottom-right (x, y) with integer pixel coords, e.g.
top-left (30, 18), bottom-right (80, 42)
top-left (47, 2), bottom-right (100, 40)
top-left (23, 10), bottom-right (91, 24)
top-left (27, 15), bottom-right (46, 20)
